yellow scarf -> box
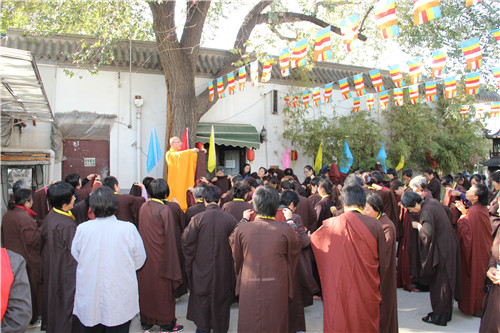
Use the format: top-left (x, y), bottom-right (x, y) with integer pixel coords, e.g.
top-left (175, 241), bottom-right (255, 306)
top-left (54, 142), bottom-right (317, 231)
top-left (151, 198), bottom-right (164, 205)
top-left (53, 208), bottom-right (75, 220)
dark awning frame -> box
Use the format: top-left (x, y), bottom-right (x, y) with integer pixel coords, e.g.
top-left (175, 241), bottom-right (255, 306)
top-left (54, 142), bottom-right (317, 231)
top-left (196, 123), bottom-right (260, 149)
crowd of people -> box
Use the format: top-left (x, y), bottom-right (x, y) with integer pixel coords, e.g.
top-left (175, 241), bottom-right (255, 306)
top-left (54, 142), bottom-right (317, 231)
top-left (1, 157), bottom-right (500, 333)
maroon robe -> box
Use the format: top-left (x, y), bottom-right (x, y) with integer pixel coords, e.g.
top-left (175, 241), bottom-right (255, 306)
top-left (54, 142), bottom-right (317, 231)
top-left (165, 200), bottom-right (188, 298)
top-left (229, 217), bottom-right (301, 333)
top-left (182, 204), bottom-right (237, 333)
top-left (488, 191), bottom-right (500, 238)
top-left (456, 203), bottom-right (493, 316)
top-left (74, 178), bottom-right (93, 203)
top-left (137, 201), bottom-right (182, 326)
top-left (311, 211), bottom-right (387, 333)
top-left (184, 201), bottom-right (206, 226)
top-left (314, 196), bottom-right (334, 229)
top-left (378, 214), bottom-right (398, 333)
top-left (427, 177), bottom-right (441, 200)
top-left (397, 203), bottom-right (413, 291)
top-left (222, 199), bottom-right (252, 221)
top-left (115, 193), bottom-right (145, 227)
top-left (294, 194), bottom-right (317, 232)
top-left (308, 193), bottom-right (321, 209)
top-left (1, 207), bottom-right (42, 323)
top-left (32, 187), bottom-right (50, 221)
top-left (443, 184), bottom-right (466, 227)
top-left (211, 176), bottom-right (232, 194)
top-left (479, 229), bottom-right (500, 333)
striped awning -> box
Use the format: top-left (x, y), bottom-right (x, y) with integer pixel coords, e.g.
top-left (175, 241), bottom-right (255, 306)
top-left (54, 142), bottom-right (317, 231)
top-left (196, 123), bottom-right (260, 149)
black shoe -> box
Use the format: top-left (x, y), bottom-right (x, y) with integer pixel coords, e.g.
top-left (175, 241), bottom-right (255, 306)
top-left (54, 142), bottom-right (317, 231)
top-left (422, 313), bottom-right (447, 326)
top-left (160, 324), bottom-right (183, 333)
top-left (141, 324), bottom-right (153, 333)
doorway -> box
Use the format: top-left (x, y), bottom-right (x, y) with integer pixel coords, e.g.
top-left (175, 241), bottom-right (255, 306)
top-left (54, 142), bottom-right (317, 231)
top-left (62, 140), bottom-right (110, 179)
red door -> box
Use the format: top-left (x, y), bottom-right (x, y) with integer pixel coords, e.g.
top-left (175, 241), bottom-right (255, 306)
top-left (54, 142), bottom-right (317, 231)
top-left (62, 140), bottom-right (110, 179)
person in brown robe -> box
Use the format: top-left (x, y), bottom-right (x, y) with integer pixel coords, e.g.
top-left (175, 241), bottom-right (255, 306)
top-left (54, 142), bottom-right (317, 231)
top-left (222, 181), bottom-right (252, 221)
top-left (479, 221), bottom-right (500, 332)
top-left (182, 185), bottom-right (237, 333)
top-left (441, 175), bottom-right (467, 227)
top-left (229, 186), bottom-right (301, 333)
top-left (401, 191), bottom-right (462, 326)
top-left (455, 184), bottom-right (493, 316)
top-left (184, 184), bottom-right (207, 226)
top-left (102, 176), bottom-right (146, 227)
top-left (1, 189), bottom-right (42, 326)
top-left (31, 186), bottom-right (50, 222)
top-left (137, 179), bottom-right (184, 333)
top-left (314, 178), bottom-right (335, 229)
top-left (311, 184), bottom-right (388, 333)
top-left (210, 167), bottom-right (232, 194)
top-left (424, 168), bottom-right (442, 200)
top-left (281, 179), bottom-right (317, 232)
top-left (307, 176), bottom-right (322, 209)
top-left (41, 181), bottom-right (90, 333)
top-left (488, 171), bottom-right (500, 238)
top-left (64, 173), bottom-right (96, 202)
top-left (396, 185), bottom-right (414, 291)
top-left (364, 192), bottom-right (398, 333)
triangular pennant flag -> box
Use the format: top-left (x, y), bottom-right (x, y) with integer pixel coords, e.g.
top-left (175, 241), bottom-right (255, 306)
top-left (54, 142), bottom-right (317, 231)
top-left (374, 0), bottom-right (399, 39)
top-left (339, 78), bottom-right (352, 99)
top-left (461, 37), bottom-right (482, 70)
top-left (353, 73), bottom-right (366, 96)
top-left (369, 69), bottom-right (385, 92)
top-left (146, 127), bottom-right (162, 173)
top-left (313, 26), bottom-right (333, 61)
top-left (279, 48), bottom-right (290, 77)
top-left (181, 128), bottom-right (189, 151)
top-left (413, 0), bottom-right (441, 26)
top-left (431, 50), bottom-right (447, 77)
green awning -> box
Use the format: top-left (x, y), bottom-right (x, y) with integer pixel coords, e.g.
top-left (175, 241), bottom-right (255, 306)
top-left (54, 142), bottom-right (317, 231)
top-left (196, 123), bottom-right (260, 149)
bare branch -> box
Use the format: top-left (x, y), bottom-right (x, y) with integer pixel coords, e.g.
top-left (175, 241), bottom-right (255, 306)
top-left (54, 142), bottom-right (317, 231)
top-left (269, 24), bottom-right (296, 42)
top-left (359, 5), bottom-right (374, 34)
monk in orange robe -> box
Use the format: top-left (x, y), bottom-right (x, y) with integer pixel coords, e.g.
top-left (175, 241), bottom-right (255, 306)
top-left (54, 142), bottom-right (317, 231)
top-left (165, 137), bottom-right (200, 211)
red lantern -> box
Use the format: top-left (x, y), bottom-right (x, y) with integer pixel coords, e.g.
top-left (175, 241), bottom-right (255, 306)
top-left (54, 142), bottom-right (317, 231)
top-left (196, 142), bottom-right (204, 150)
top-left (247, 149), bottom-right (255, 163)
top-left (291, 149), bottom-right (298, 165)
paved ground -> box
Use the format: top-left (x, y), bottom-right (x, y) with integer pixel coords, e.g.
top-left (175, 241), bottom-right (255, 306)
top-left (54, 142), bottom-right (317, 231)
top-left (29, 288), bottom-right (481, 332)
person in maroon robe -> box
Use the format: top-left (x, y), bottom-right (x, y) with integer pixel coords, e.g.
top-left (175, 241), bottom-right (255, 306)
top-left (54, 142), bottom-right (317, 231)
top-left (479, 221), bottom-right (500, 332)
top-left (281, 179), bottom-right (317, 232)
top-left (455, 173), bottom-right (471, 191)
top-left (1, 189), bottom-right (42, 326)
top-left (441, 175), bottom-right (467, 227)
top-left (222, 181), bottom-right (252, 221)
top-left (182, 185), bottom-right (237, 333)
top-left (401, 191), bottom-right (461, 326)
top-left (210, 167), bottom-right (232, 194)
top-left (394, 181), bottom-right (413, 291)
top-left (184, 184), bottom-right (207, 226)
top-left (367, 171), bottom-right (401, 237)
top-left (455, 183), bottom-right (493, 316)
top-left (311, 184), bottom-right (388, 333)
top-left (102, 176), bottom-right (146, 227)
top-left (130, 176), bottom-right (155, 197)
top-left (64, 173), bottom-right (97, 202)
top-left (229, 186), bottom-right (301, 333)
top-left (137, 179), bottom-right (183, 333)
top-left (31, 186), bottom-right (50, 222)
top-left (314, 179), bottom-right (336, 229)
top-left (307, 176), bottom-right (322, 209)
top-left (402, 169), bottom-right (413, 190)
top-left (488, 171), bottom-right (500, 238)
top-left (364, 192), bottom-right (398, 333)
top-left (41, 181), bottom-right (90, 333)
top-left (424, 168), bottom-right (441, 200)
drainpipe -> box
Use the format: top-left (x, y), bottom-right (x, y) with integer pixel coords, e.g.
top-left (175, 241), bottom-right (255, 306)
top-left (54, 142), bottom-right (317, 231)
top-left (1, 148), bottom-right (55, 184)
top-left (134, 96), bottom-right (144, 181)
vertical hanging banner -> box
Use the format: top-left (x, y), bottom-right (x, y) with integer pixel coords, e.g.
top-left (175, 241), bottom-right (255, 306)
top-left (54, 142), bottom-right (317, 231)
top-left (250, 61), bottom-right (259, 86)
top-left (388, 64), bottom-right (405, 88)
top-left (216, 77), bottom-right (225, 98)
top-left (465, 0), bottom-right (481, 6)
top-left (465, 72), bottom-right (480, 95)
top-left (227, 72), bottom-right (235, 95)
top-left (238, 66), bottom-right (246, 91)
top-left (291, 38), bottom-right (308, 68)
top-left (444, 76), bottom-right (457, 98)
top-left (380, 91), bottom-right (389, 109)
top-left (353, 73), bottom-right (366, 96)
top-left (425, 81), bottom-right (438, 101)
top-left (409, 85), bottom-right (420, 104)
top-left (475, 104), bottom-right (487, 119)
top-left (261, 59), bottom-right (272, 83)
top-left (491, 102), bottom-right (500, 117)
top-left (324, 83), bottom-right (333, 103)
top-left (413, 0), bottom-right (442, 26)
top-left (302, 91), bottom-right (310, 108)
top-left (369, 69), bottom-right (386, 92)
top-left (208, 80), bottom-right (214, 101)
top-left (408, 57), bottom-right (423, 84)
top-left (284, 96), bottom-right (291, 107)
top-left (491, 67), bottom-right (500, 89)
top-left (312, 87), bottom-right (322, 106)
top-left (431, 50), bottom-right (447, 77)
top-left (393, 88), bottom-right (404, 106)
top-left (374, 0), bottom-right (399, 39)
top-left (353, 97), bottom-right (361, 113)
top-left (292, 93), bottom-right (298, 108)
top-left (279, 48), bottom-right (290, 77)
top-left (460, 37), bottom-right (482, 70)
top-left (313, 26), bottom-right (333, 61)
top-left (340, 14), bottom-right (360, 52)
top-left (366, 94), bottom-right (375, 111)
top-left (491, 28), bottom-right (500, 43)
top-left (461, 105), bottom-right (470, 119)
top-left (339, 78), bottom-right (353, 99)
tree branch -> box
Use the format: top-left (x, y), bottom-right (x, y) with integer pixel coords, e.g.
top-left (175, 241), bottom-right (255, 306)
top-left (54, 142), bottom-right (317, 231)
top-left (358, 5), bottom-right (374, 35)
top-left (269, 24), bottom-right (296, 42)
top-left (180, 0), bottom-right (212, 67)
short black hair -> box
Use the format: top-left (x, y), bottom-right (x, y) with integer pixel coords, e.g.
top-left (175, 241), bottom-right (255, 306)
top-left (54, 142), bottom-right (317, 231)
top-left (441, 175), bottom-right (453, 187)
top-left (284, 168), bottom-right (294, 176)
top-left (246, 178), bottom-right (259, 189)
top-left (492, 171), bottom-right (500, 184)
top-left (90, 186), bottom-right (118, 218)
top-left (192, 183), bottom-right (208, 200)
top-left (280, 189), bottom-right (299, 208)
top-left (402, 169), bottom-right (413, 178)
top-left (304, 165), bottom-right (315, 174)
top-left (310, 177), bottom-right (321, 187)
top-left (268, 176), bottom-right (278, 185)
top-left (341, 185), bottom-right (366, 208)
top-left (12, 180), bottom-right (30, 194)
top-left (103, 176), bottom-right (119, 191)
top-left (280, 179), bottom-right (295, 190)
top-left (473, 183), bottom-right (489, 206)
top-left (344, 174), bottom-right (364, 187)
top-left (370, 171), bottom-right (384, 184)
top-left (47, 181), bottom-right (75, 209)
top-left (8, 188), bottom-right (33, 209)
top-left (390, 180), bottom-right (405, 192)
top-left (319, 179), bottom-right (333, 195)
top-left (366, 192), bottom-right (384, 214)
top-left (423, 168), bottom-right (434, 175)
top-left (231, 174), bottom-right (243, 185)
top-left (259, 167), bottom-right (268, 174)
top-left (203, 185), bottom-right (221, 204)
top-left (149, 179), bottom-right (169, 199)
top-left (401, 191), bottom-right (423, 208)
top-left (471, 174), bottom-right (482, 184)
top-left (142, 177), bottom-right (155, 192)
top-left (233, 181), bottom-right (250, 199)
top-left (64, 173), bottom-right (81, 188)
top-left (387, 168), bottom-right (397, 177)
top-left (252, 186), bottom-right (279, 217)
top-left (454, 173), bottom-right (465, 181)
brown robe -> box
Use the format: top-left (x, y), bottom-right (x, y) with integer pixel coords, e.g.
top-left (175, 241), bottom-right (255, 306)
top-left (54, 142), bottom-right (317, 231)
top-left (229, 217), bottom-right (301, 333)
top-left (397, 203), bottom-right (413, 291)
top-left (427, 177), bottom-right (442, 200)
top-left (378, 214), bottom-right (398, 333)
top-left (211, 176), bottom-right (232, 194)
top-left (456, 203), bottom-right (493, 316)
top-left (308, 193), bottom-right (321, 210)
top-left (443, 184), bottom-right (467, 227)
top-left (294, 194), bottom-right (317, 233)
top-left (1, 207), bottom-right (42, 323)
top-left (184, 201), bottom-right (206, 226)
top-left (74, 178), bottom-right (93, 202)
top-left (32, 187), bottom-right (50, 222)
top-left (137, 200), bottom-right (182, 326)
top-left (311, 211), bottom-right (387, 333)
top-left (418, 198), bottom-right (462, 315)
top-left (479, 229), bottom-right (500, 333)
top-left (115, 193), bottom-right (145, 227)
top-left (314, 195), bottom-right (334, 229)
top-left (488, 191), bottom-right (500, 238)
top-left (222, 200), bottom-right (252, 221)
top-left (182, 204), bottom-right (237, 333)
top-left (378, 189), bottom-right (401, 237)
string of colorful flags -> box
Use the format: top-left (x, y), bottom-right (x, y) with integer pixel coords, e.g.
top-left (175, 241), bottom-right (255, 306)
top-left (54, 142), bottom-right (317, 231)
top-left (207, 0), bottom-right (499, 119)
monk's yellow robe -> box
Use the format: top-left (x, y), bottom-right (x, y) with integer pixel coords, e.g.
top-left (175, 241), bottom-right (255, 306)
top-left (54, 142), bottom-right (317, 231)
top-left (166, 148), bottom-right (198, 211)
